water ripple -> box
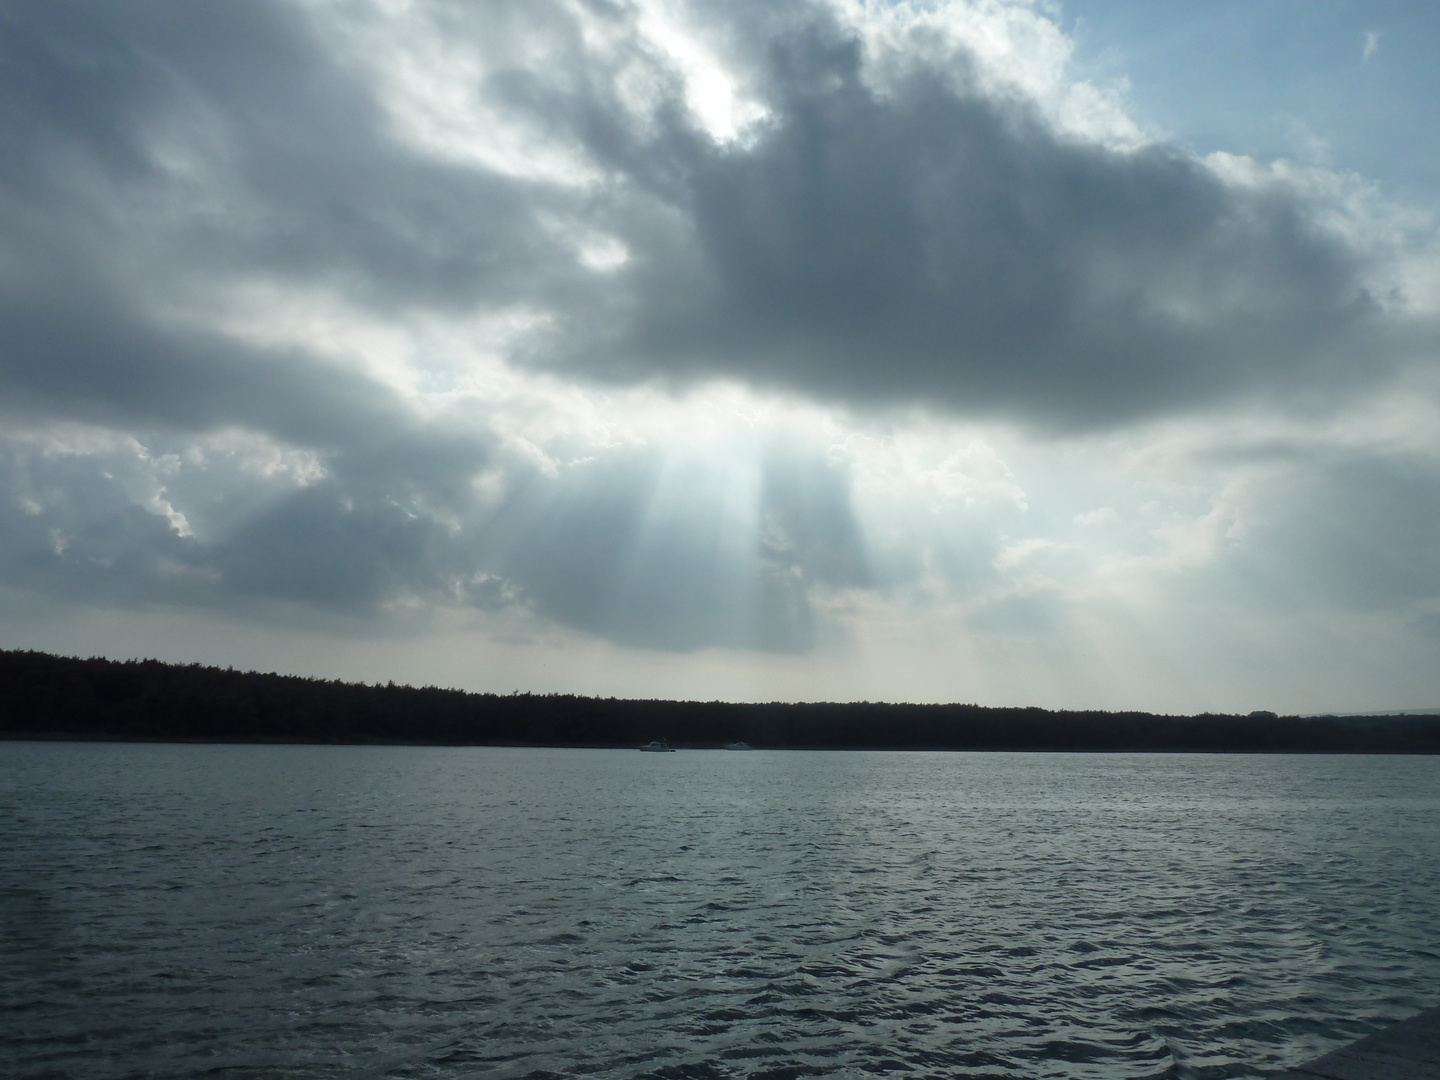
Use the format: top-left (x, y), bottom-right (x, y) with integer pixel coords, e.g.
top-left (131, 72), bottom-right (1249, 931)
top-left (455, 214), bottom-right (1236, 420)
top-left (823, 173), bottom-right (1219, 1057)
top-left (3, 745), bottom-right (1439, 1079)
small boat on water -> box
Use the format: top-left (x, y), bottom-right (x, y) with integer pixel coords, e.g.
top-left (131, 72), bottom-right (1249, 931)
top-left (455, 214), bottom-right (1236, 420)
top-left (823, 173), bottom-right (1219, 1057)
top-left (724, 741), bottom-right (752, 751)
top-left (639, 739), bottom-right (675, 752)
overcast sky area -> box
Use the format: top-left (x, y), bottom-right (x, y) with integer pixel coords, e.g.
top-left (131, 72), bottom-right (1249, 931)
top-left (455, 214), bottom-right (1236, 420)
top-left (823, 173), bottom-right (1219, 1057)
top-left (3, 0), bottom-right (1439, 714)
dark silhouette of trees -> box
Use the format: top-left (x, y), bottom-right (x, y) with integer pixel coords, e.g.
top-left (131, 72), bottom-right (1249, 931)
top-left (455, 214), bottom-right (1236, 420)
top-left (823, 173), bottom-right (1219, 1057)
top-left (2, 649), bottom-right (1437, 752)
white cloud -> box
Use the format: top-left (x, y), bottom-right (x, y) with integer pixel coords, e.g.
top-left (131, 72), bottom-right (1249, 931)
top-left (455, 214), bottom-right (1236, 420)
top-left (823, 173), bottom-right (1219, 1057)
top-left (841, 0), bottom-right (1145, 149)
top-left (634, 0), bottom-right (770, 143)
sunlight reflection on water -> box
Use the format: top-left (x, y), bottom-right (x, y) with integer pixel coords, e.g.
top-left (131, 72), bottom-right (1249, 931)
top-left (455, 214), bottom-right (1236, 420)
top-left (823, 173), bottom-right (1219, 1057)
top-left (2, 744), bottom-right (1438, 1079)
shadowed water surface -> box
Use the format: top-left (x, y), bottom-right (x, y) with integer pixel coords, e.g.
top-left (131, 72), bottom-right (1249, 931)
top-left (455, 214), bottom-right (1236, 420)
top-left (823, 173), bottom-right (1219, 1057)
top-left (2, 744), bottom-right (1438, 1079)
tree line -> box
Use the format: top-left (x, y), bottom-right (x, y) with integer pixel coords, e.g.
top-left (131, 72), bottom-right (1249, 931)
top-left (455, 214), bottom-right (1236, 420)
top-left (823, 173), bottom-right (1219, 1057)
top-left (2, 649), bottom-right (1437, 752)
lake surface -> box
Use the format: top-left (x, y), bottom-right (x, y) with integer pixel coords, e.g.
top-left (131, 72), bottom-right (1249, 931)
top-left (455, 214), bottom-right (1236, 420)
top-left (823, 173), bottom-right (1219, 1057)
top-left (2, 744), bottom-right (1438, 1080)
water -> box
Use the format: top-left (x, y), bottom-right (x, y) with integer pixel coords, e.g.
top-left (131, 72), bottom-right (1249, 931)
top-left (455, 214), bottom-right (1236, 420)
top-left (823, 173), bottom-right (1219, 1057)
top-left (2, 744), bottom-right (1438, 1080)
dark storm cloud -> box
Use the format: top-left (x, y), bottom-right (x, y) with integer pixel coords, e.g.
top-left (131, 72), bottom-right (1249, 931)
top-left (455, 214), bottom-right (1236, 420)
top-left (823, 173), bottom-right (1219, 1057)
top-left (0, 277), bottom-right (403, 451)
top-left (3, 0), bottom-right (1422, 435)
top-left (0, 0), bottom-right (575, 309)
top-left (556, 8), bottom-right (1407, 426)
top-left (0, 0), bottom-right (518, 616)
top-left (320, 0), bottom-right (1417, 425)
top-left (0, 0), bottom-right (542, 457)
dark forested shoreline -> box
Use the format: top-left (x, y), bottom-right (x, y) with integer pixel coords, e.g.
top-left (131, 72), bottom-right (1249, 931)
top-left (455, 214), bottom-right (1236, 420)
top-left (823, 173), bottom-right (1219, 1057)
top-left (2, 649), bottom-right (1437, 752)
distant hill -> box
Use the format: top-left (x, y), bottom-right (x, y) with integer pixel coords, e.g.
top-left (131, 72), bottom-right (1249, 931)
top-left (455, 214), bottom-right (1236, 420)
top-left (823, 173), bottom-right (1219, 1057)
top-left (1313, 708), bottom-right (1440, 717)
top-left (2, 649), bottom-right (1438, 753)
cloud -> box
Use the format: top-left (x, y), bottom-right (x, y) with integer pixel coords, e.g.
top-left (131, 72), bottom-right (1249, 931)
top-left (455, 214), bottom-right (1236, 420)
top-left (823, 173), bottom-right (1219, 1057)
top-left (1, 0), bottom-right (1439, 700)
top-left (6, 0), bottom-right (1431, 436)
top-left (546, 4), bottom-right (1419, 429)
top-left (1217, 451), bottom-right (1440, 613)
top-left (357, 0), bottom-right (1431, 428)
top-left (0, 412), bottom-right (873, 651)
top-left (1363, 30), bottom-right (1381, 63)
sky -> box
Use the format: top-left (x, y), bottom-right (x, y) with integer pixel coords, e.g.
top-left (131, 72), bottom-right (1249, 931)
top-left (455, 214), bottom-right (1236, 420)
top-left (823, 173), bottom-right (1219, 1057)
top-left (2, 0), bottom-right (1439, 714)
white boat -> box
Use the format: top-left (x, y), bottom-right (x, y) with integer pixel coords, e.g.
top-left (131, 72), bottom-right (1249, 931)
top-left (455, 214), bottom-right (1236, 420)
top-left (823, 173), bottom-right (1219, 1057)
top-left (724, 741), bottom-right (752, 751)
top-left (639, 739), bottom-right (675, 752)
